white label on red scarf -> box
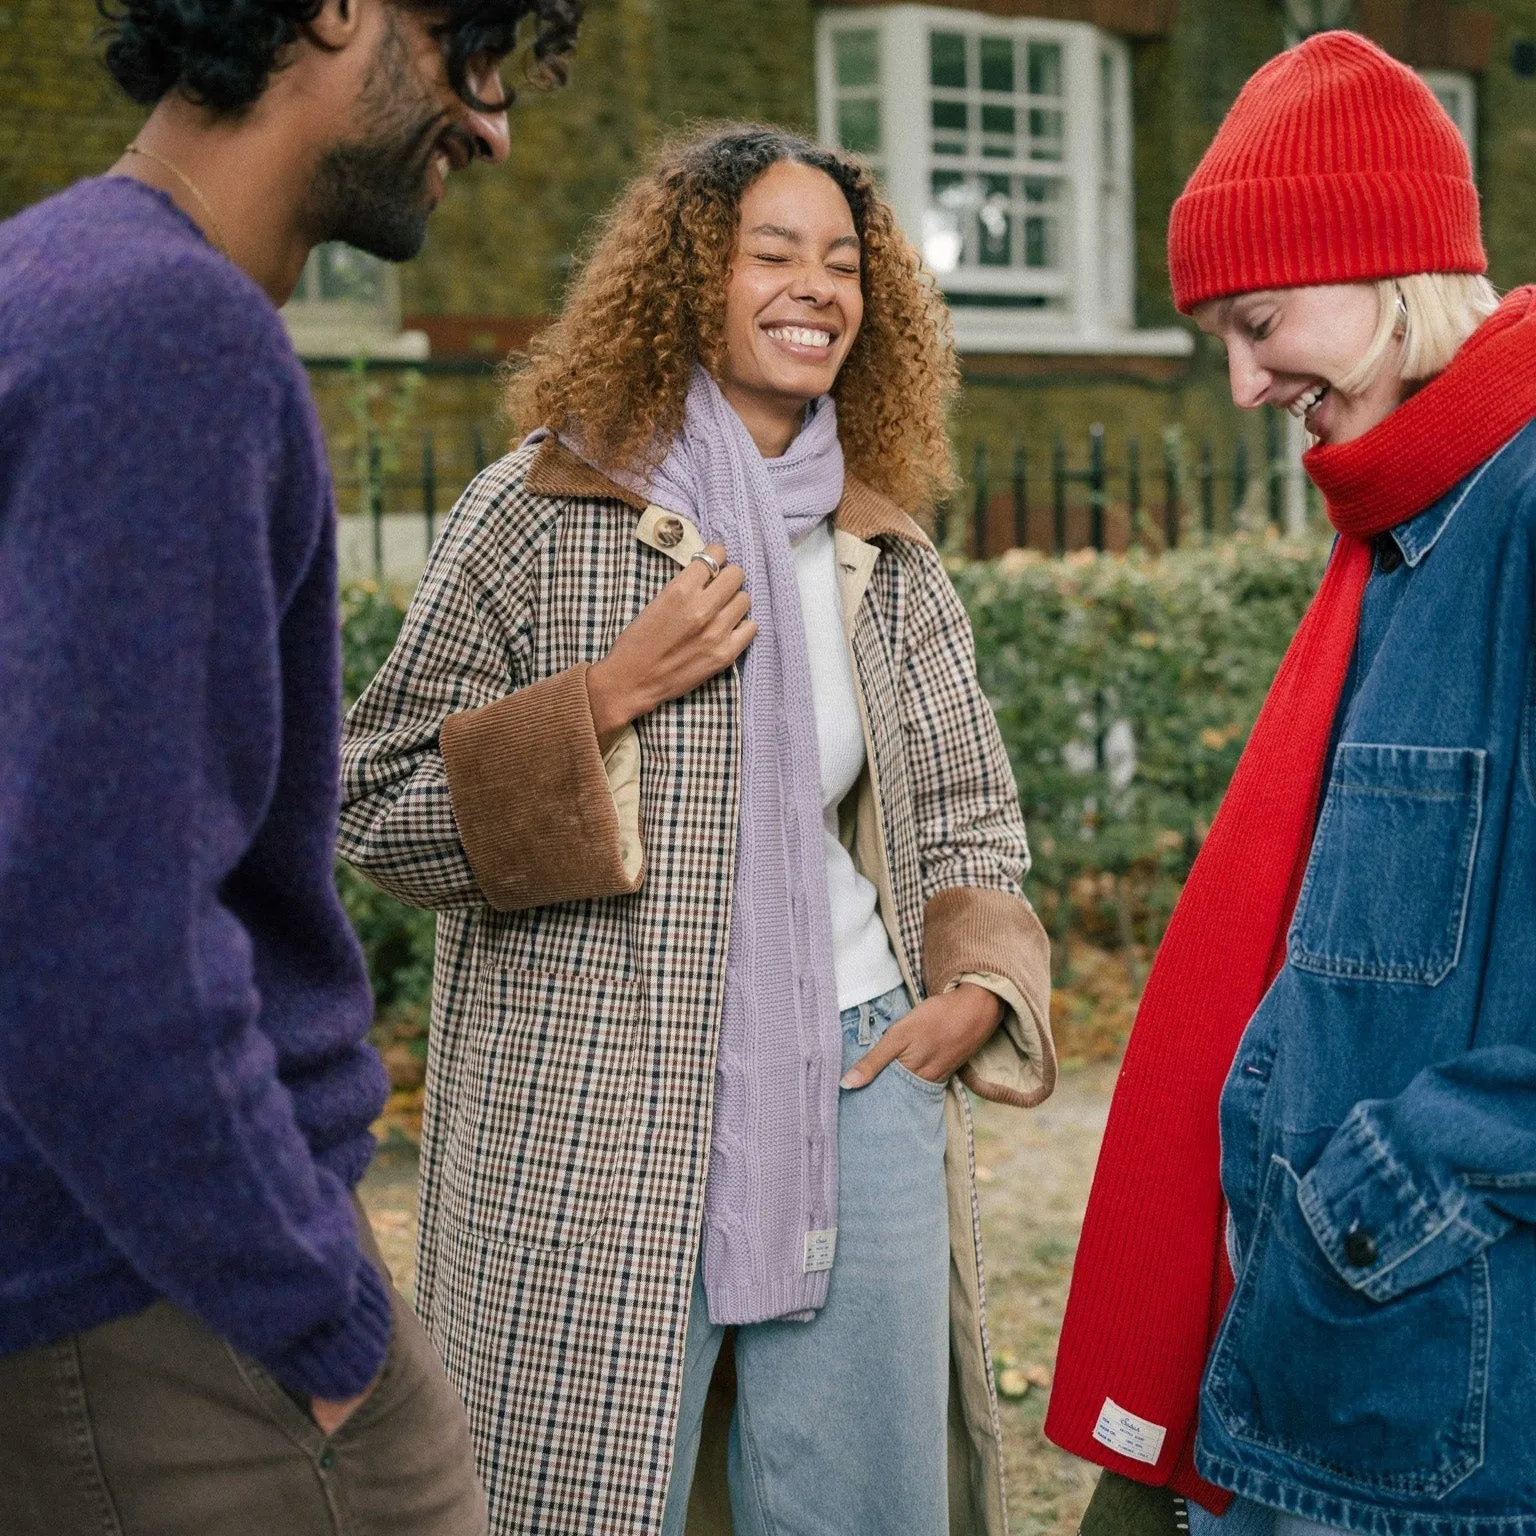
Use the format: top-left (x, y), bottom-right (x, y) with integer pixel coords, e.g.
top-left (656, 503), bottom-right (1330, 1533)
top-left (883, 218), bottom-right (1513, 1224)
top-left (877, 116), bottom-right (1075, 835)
top-left (1093, 1398), bottom-right (1167, 1465)
top-left (803, 1229), bottom-right (837, 1273)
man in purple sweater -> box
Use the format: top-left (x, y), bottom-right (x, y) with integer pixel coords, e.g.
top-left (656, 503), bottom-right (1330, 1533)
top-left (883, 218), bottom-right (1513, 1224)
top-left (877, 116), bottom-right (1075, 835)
top-left (0, 3), bottom-right (580, 1531)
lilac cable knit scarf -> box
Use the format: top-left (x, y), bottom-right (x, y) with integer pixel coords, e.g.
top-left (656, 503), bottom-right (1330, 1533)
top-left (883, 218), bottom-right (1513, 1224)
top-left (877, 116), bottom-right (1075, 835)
top-left (644, 369), bottom-right (847, 1324)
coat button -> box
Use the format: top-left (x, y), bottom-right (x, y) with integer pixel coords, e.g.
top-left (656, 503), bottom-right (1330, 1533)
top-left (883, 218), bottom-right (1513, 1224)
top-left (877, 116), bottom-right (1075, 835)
top-left (655, 515), bottom-right (684, 548)
top-left (318, 1448), bottom-right (336, 1471)
top-left (1343, 1228), bottom-right (1378, 1267)
top-left (1373, 533), bottom-right (1403, 573)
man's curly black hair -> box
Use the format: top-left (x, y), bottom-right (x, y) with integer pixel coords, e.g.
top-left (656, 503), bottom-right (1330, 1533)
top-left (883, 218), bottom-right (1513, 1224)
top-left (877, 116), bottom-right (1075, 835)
top-left (95, 0), bottom-right (583, 114)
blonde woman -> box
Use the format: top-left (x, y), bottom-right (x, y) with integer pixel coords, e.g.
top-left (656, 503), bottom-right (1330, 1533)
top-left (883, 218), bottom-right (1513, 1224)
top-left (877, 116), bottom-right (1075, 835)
top-left (339, 126), bottom-right (1053, 1536)
top-left (1049, 33), bottom-right (1536, 1536)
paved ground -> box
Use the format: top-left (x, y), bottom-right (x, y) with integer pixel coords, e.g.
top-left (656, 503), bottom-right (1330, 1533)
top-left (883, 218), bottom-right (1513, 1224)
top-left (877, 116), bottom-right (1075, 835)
top-left (358, 1061), bottom-right (1114, 1536)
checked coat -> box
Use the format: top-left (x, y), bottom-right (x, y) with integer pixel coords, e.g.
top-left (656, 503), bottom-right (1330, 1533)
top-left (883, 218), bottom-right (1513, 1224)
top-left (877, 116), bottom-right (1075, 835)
top-left (338, 438), bottom-right (1055, 1536)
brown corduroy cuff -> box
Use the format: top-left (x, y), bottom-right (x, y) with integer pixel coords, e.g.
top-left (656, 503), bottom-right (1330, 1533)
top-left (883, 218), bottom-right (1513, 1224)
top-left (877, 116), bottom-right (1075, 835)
top-left (923, 885), bottom-right (1056, 1108)
top-left (440, 663), bottom-right (645, 912)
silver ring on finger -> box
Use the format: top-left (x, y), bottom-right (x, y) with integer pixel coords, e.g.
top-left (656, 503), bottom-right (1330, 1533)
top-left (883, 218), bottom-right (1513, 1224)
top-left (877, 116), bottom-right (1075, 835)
top-left (690, 550), bottom-right (722, 581)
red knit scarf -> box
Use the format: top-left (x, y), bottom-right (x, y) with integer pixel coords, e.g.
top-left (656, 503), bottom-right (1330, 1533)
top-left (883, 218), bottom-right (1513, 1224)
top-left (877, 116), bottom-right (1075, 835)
top-left (1045, 288), bottom-right (1536, 1507)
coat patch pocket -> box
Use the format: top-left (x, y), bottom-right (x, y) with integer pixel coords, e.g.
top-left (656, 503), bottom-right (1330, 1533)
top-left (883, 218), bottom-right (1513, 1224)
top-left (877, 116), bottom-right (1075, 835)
top-left (443, 967), bottom-right (644, 1251)
top-left (1288, 744), bottom-right (1485, 985)
top-left (1207, 1156), bottom-right (1490, 1499)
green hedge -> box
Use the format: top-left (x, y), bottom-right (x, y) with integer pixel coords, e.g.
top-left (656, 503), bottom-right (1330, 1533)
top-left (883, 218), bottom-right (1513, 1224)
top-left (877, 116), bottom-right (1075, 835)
top-left (336, 581), bottom-right (437, 1029)
top-left (951, 534), bottom-right (1327, 956)
top-left (336, 534), bottom-right (1329, 1010)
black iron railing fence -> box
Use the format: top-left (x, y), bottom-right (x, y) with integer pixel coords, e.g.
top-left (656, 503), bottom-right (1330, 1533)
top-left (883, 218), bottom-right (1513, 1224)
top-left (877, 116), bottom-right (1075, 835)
top-left (941, 405), bottom-right (1302, 559)
top-left (334, 410), bottom-right (1304, 578)
top-left (334, 425), bottom-right (496, 576)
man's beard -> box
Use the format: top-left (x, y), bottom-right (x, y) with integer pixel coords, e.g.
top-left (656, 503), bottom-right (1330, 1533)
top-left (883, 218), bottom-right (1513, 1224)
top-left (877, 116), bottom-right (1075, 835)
top-left (306, 17), bottom-right (448, 263)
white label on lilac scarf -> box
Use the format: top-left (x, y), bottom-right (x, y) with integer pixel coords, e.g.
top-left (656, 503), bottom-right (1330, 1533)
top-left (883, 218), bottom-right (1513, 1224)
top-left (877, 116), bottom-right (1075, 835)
top-left (1093, 1398), bottom-right (1167, 1464)
top-left (803, 1229), bottom-right (837, 1273)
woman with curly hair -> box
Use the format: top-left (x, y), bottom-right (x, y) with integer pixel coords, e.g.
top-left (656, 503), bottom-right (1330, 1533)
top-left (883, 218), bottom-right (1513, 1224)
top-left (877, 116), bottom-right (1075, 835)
top-left (339, 124), bottom-right (1054, 1536)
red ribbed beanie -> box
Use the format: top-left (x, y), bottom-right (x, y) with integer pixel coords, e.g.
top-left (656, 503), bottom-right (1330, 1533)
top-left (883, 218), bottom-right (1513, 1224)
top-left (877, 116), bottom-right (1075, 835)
top-left (1168, 30), bottom-right (1485, 314)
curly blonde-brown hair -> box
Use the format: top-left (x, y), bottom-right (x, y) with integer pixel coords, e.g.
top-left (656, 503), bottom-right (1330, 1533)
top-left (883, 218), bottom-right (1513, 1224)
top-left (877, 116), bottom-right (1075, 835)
top-left (504, 124), bottom-right (960, 516)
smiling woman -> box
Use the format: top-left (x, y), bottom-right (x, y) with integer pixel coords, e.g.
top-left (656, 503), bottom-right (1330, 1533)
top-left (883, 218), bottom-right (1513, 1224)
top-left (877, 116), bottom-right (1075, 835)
top-left (506, 124), bottom-right (958, 518)
top-left (338, 123), bottom-right (1054, 1536)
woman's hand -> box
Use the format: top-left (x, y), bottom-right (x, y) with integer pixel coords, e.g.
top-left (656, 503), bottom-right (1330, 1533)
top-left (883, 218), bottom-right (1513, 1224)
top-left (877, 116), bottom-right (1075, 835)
top-left (839, 983), bottom-right (1005, 1090)
top-left (587, 544), bottom-right (756, 749)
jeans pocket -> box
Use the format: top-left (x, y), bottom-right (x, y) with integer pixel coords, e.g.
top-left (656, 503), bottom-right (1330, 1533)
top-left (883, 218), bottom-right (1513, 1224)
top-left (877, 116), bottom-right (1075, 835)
top-left (1206, 1155), bottom-right (1490, 1498)
top-left (890, 1058), bottom-right (948, 1098)
top-left (1288, 744), bottom-right (1485, 986)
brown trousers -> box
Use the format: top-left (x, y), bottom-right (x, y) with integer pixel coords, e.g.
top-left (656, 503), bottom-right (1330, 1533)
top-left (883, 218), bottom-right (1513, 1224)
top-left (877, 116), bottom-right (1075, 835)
top-left (0, 1213), bottom-right (486, 1536)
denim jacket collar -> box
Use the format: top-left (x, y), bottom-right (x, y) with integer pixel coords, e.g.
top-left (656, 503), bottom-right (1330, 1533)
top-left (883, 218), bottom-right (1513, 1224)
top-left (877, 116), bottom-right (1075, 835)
top-left (1388, 435), bottom-right (1521, 567)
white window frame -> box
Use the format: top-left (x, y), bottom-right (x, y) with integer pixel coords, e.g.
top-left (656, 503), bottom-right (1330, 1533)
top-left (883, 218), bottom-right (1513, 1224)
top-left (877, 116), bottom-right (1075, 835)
top-left (281, 243), bottom-right (429, 361)
top-left (1419, 68), bottom-right (1476, 168)
top-left (816, 4), bottom-right (1190, 356)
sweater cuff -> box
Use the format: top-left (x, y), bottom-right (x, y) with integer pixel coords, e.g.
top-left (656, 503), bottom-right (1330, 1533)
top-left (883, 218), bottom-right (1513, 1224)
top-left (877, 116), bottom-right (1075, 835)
top-left (923, 886), bottom-right (1056, 1109)
top-left (440, 663), bottom-right (646, 911)
top-left (258, 1253), bottom-right (394, 1400)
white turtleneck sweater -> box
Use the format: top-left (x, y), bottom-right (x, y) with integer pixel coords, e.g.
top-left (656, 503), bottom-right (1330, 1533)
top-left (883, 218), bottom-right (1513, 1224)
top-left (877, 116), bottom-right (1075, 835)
top-left (792, 520), bottom-right (906, 1011)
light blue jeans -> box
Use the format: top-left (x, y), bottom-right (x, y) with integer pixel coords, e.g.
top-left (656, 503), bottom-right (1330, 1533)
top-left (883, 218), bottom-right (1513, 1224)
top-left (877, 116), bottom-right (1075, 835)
top-left (1189, 1497), bottom-right (1342, 1536)
top-left (660, 985), bottom-right (951, 1536)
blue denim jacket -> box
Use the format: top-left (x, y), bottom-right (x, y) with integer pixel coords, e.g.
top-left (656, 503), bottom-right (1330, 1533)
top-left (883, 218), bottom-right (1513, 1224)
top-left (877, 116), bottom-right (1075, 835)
top-left (1195, 419), bottom-right (1536, 1535)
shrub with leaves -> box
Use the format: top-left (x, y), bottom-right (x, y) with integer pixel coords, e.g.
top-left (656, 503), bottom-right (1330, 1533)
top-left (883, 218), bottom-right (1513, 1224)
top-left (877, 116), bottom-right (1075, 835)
top-left (337, 581), bottom-right (434, 1081)
top-left (336, 536), bottom-right (1330, 1013)
top-left (951, 531), bottom-right (1329, 962)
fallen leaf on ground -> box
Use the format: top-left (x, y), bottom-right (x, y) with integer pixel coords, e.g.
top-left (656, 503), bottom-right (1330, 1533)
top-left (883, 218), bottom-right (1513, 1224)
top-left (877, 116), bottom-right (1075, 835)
top-left (996, 1368), bottom-right (1032, 1401)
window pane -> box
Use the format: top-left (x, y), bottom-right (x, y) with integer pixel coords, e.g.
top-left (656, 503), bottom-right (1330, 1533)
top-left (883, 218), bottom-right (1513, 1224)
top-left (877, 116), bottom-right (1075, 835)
top-left (838, 97), bottom-right (881, 155)
top-left (982, 102), bottom-right (1016, 159)
top-left (924, 170), bottom-right (969, 272)
top-left (980, 36), bottom-right (1014, 93)
top-left (931, 97), bottom-right (967, 156)
top-left (1028, 42), bottom-right (1062, 98)
top-left (979, 175), bottom-right (1012, 267)
top-left (930, 31), bottom-right (966, 89)
top-left (834, 29), bottom-right (879, 89)
top-left (1025, 216), bottom-right (1058, 269)
top-left (1023, 177), bottom-right (1062, 269)
top-left (1029, 107), bottom-right (1064, 160)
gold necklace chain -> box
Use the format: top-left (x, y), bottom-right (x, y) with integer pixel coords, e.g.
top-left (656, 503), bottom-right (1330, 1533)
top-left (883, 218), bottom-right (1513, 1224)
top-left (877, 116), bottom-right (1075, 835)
top-left (125, 143), bottom-right (233, 261)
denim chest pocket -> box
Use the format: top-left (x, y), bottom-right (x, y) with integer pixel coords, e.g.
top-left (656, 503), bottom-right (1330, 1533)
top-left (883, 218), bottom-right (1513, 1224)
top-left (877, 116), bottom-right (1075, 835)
top-left (1289, 744), bottom-right (1485, 986)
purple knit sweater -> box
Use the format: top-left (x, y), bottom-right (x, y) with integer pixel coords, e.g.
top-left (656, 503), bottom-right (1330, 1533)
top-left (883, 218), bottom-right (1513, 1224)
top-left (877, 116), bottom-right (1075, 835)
top-left (0, 179), bottom-right (391, 1397)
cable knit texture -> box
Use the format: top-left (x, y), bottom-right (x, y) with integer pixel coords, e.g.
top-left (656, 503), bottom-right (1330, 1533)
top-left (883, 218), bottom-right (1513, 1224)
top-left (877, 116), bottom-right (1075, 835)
top-left (1046, 288), bottom-right (1536, 1505)
top-left (1167, 30), bottom-right (1485, 314)
top-left (633, 369), bottom-right (846, 1324)
top-left (0, 178), bottom-right (391, 1399)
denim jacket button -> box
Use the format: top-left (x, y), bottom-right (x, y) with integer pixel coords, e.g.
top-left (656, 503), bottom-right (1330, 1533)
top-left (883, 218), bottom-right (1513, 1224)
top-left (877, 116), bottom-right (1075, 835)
top-left (1344, 1228), bottom-right (1378, 1267)
top-left (1373, 533), bottom-right (1404, 573)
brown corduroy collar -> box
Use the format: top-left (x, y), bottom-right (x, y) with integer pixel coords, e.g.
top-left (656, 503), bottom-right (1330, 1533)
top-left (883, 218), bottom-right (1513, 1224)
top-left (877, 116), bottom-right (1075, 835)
top-left (523, 436), bottom-right (930, 546)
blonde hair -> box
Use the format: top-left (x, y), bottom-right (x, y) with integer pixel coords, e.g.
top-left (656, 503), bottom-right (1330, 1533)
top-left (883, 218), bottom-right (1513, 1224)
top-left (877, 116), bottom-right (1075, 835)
top-left (1336, 272), bottom-right (1501, 397)
top-left (504, 124), bottom-right (960, 516)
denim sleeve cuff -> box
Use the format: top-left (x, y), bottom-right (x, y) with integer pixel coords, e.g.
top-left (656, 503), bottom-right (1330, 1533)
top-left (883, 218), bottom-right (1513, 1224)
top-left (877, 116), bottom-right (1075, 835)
top-left (257, 1255), bottom-right (394, 1400)
top-left (1297, 1104), bottom-right (1509, 1302)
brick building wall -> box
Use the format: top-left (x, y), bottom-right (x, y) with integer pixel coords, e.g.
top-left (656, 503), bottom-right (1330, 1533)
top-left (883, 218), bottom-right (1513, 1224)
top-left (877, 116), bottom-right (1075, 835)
top-left (5, 0), bottom-right (1536, 556)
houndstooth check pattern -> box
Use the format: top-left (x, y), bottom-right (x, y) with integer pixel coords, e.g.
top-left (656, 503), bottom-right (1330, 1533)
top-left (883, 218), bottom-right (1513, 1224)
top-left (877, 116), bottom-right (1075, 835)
top-left (338, 444), bottom-right (1029, 1536)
